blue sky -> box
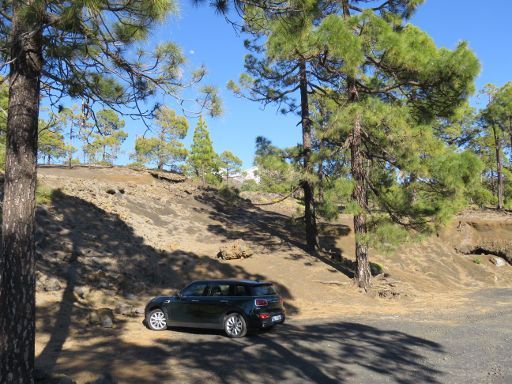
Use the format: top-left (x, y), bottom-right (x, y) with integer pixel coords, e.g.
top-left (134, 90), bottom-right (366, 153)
top-left (113, 0), bottom-right (511, 168)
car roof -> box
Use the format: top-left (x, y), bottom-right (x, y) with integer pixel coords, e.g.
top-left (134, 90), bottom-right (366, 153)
top-left (189, 279), bottom-right (271, 286)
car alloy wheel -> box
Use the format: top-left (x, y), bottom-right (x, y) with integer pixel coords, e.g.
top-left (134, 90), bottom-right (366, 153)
top-left (148, 309), bottom-right (167, 331)
top-left (224, 313), bottom-right (247, 338)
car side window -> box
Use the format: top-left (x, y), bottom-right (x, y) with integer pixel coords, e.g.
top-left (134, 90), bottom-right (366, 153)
top-left (208, 284), bottom-right (230, 296)
top-left (234, 285), bottom-right (249, 296)
top-left (181, 283), bottom-right (208, 297)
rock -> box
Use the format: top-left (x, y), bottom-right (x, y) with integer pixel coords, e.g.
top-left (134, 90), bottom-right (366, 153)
top-left (88, 308), bottom-right (115, 328)
top-left (132, 307), bottom-right (145, 317)
top-left (106, 188), bottom-right (116, 195)
top-left (491, 256), bottom-right (507, 267)
top-left (125, 293), bottom-right (137, 301)
top-left (370, 262), bottom-right (384, 276)
top-left (74, 286), bottom-right (89, 299)
top-left (217, 240), bottom-right (253, 260)
top-left (43, 278), bottom-right (62, 292)
top-left (114, 302), bottom-right (134, 316)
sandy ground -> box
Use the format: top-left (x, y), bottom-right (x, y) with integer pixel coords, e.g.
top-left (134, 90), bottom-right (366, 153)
top-left (32, 166), bottom-right (512, 383)
top-left (36, 288), bottom-right (512, 383)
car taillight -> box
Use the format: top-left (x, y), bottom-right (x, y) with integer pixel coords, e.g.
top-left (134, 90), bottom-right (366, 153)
top-left (255, 299), bottom-right (268, 307)
top-left (258, 313), bottom-right (270, 319)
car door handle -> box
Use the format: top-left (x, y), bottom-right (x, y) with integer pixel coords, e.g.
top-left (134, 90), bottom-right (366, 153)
top-left (191, 299), bottom-right (199, 302)
top-left (220, 300), bottom-right (228, 303)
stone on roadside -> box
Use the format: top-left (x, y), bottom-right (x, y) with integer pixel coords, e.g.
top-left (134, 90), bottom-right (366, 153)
top-left (43, 278), bottom-right (62, 292)
top-left (114, 302), bottom-right (134, 316)
top-left (88, 308), bottom-right (115, 328)
top-left (491, 256), bottom-right (507, 267)
top-left (217, 240), bottom-right (253, 260)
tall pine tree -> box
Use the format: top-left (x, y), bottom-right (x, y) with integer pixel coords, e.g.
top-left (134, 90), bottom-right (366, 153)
top-left (188, 116), bottom-right (219, 185)
top-left (0, 1), bottom-right (219, 380)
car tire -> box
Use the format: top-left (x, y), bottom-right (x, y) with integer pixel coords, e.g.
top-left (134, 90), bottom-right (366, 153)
top-left (224, 313), bottom-right (247, 338)
top-left (146, 308), bottom-right (167, 331)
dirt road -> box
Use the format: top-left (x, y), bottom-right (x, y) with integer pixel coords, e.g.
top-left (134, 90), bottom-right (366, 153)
top-left (36, 288), bottom-right (511, 383)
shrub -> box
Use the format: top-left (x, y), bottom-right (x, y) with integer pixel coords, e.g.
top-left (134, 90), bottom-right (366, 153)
top-left (36, 185), bottom-right (54, 205)
top-left (218, 184), bottom-right (240, 202)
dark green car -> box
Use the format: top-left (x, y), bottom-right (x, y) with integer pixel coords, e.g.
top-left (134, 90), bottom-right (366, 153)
top-left (144, 279), bottom-right (286, 337)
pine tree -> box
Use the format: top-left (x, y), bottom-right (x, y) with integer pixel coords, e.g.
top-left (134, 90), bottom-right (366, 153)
top-left (253, 136), bottom-right (300, 194)
top-left (480, 83), bottom-right (512, 209)
top-left (89, 109), bottom-right (127, 165)
top-left (227, 2), bottom-right (343, 251)
top-left (305, 1), bottom-right (480, 288)
top-left (219, 150), bottom-right (243, 184)
top-left (0, 1), bottom-right (219, 380)
top-left (135, 106), bottom-right (189, 171)
top-left (37, 116), bottom-right (67, 164)
top-left (188, 116), bottom-right (219, 185)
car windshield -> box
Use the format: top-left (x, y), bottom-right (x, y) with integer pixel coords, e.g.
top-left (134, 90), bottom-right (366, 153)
top-left (251, 284), bottom-right (276, 296)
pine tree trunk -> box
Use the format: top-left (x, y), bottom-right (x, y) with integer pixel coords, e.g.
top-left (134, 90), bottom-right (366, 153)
top-left (493, 126), bottom-right (504, 210)
top-left (68, 124), bottom-right (73, 168)
top-left (299, 60), bottom-right (318, 252)
top-left (351, 125), bottom-right (370, 289)
top-left (351, 112), bottom-right (371, 289)
top-left (0, 3), bottom-right (43, 381)
top-left (509, 119), bottom-right (512, 171)
top-left (341, 0), bottom-right (370, 289)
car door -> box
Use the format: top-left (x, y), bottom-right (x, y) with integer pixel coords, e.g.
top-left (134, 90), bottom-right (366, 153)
top-left (168, 282), bottom-right (208, 326)
top-left (200, 283), bottom-right (232, 327)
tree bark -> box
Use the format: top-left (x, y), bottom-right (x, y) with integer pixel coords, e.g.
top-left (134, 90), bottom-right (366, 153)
top-left (342, 0), bottom-right (371, 290)
top-left (0, 3), bottom-right (43, 382)
top-left (299, 60), bottom-right (319, 252)
top-left (68, 123), bottom-right (73, 168)
top-left (351, 112), bottom-right (371, 289)
top-left (493, 126), bottom-right (504, 210)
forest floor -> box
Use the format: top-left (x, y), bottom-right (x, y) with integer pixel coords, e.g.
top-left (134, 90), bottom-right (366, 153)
top-left (32, 165), bottom-right (512, 383)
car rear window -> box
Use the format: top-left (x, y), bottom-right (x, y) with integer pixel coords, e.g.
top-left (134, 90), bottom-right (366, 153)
top-left (233, 285), bottom-right (250, 296)
top-left (251, 284), bottom-right (277, 296)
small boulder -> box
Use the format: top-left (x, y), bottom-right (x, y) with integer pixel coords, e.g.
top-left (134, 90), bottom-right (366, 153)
top-left (491, 256), bottom-right (507, 267)
top-left (88, 308), bottom-right (115, 328)
top-left (74, 286), bottom-right (89, 299)
top-left (217, 240), bottom-right (253, 260)
top-left (43, 278), bottom-right (62, 292)
top-left (114, 302), bottom-right (134, 316)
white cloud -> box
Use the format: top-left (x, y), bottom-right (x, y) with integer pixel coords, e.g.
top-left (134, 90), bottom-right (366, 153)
top-left (189, 50), bottom-right (195, 55)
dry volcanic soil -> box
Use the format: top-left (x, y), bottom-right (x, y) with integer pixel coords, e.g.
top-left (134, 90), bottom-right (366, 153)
top-left (29, 166), bottom-right (512, 383)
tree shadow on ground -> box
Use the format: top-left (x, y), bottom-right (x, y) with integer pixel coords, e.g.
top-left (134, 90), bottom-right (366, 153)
top-left (195, 191), bottom-right (353, 276)
top-left (35, 190), bottom-right (297, 380)
top-left (38, 319), bottom-right (446, 383)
